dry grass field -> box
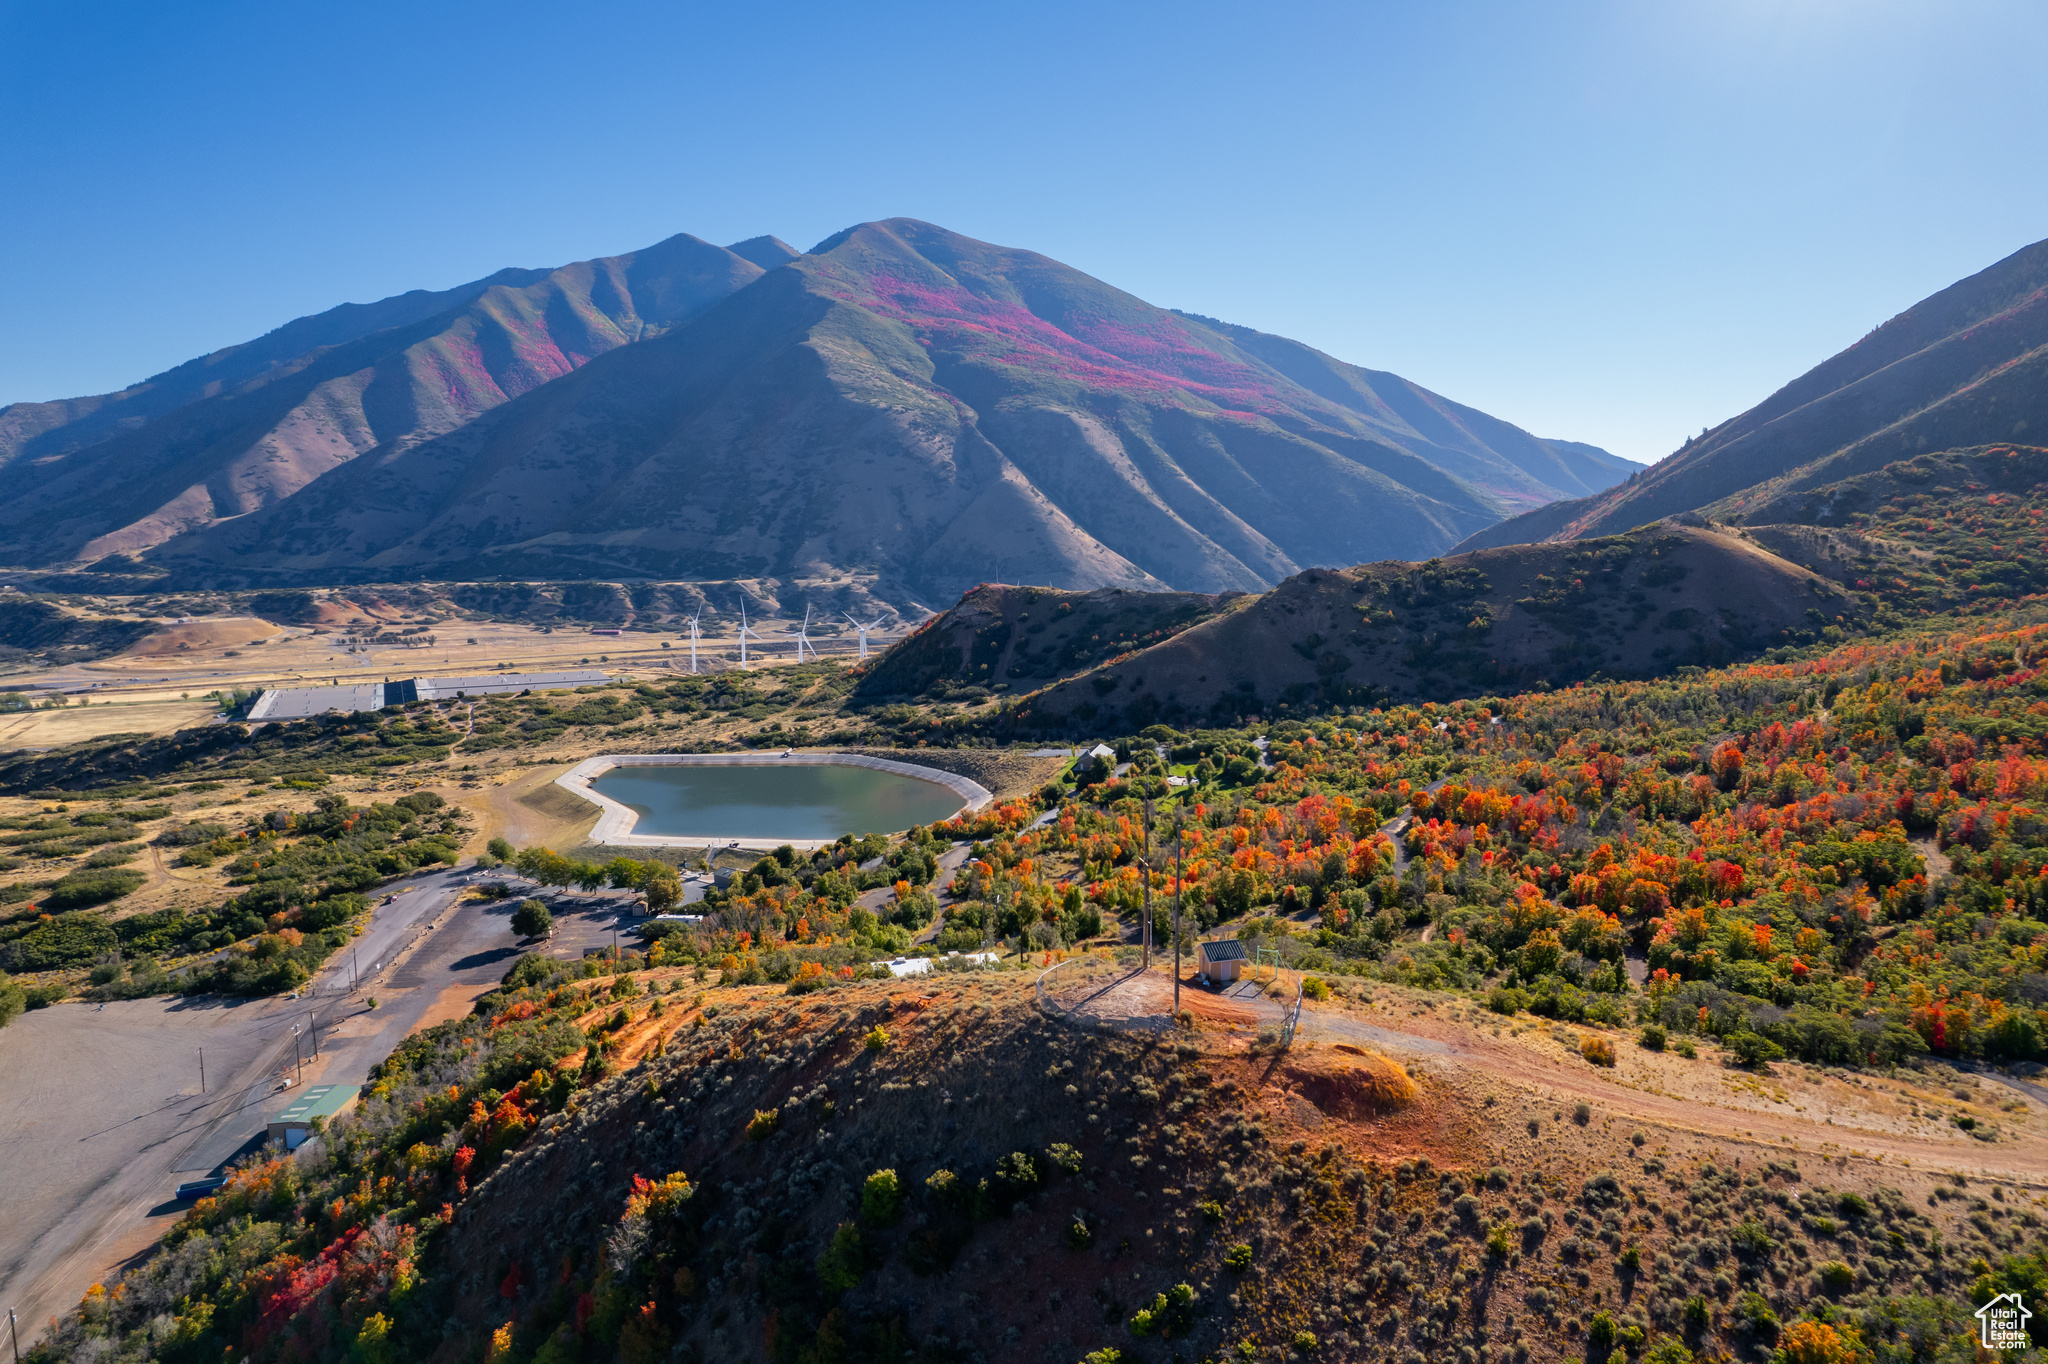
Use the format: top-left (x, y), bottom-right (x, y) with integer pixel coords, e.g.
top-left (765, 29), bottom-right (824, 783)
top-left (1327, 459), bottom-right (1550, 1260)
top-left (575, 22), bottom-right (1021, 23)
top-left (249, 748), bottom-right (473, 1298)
top-left (0, 699), bottom-right (216, 750)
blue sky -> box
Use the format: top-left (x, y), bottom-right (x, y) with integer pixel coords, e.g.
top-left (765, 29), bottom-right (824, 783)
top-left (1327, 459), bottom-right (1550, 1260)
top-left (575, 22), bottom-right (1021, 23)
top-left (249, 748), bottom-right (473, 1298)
top-left (3, 0), bottom-right (2043, 464)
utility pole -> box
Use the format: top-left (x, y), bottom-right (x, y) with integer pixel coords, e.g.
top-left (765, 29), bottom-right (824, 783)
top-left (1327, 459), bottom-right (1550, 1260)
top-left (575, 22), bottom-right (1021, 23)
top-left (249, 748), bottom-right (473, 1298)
top-left (291, 1024), bottom-right (303, 1082)
top-left (9, 1305), bottom-right (20, 1364)
top-left (198, 1047), bottom-right (205, 1094)
top-left (1173, 802), bottom-right (1185, 1019)
top-left (307, 1009), bottom-right (320, 1057)
top-left (1141, 798), bottom-right (1154, 969)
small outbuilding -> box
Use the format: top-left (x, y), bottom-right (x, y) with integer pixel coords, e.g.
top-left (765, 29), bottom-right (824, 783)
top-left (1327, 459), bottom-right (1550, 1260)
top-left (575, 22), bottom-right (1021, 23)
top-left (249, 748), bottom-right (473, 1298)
top-left (267, 1083), bottom-right (358, 1150)
top-left (1196, 938), bottom-right (1249, 983)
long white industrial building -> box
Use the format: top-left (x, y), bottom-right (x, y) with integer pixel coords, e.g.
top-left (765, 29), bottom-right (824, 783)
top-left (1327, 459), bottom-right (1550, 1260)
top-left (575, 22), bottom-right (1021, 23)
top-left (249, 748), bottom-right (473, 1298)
top-left (245, 670), bottom-right (612, 720)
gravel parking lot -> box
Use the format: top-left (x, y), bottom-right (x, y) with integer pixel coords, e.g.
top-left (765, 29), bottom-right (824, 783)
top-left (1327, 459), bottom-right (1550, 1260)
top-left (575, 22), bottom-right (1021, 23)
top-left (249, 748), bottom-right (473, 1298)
top-left (0, 865), bottom-right (631, 1336)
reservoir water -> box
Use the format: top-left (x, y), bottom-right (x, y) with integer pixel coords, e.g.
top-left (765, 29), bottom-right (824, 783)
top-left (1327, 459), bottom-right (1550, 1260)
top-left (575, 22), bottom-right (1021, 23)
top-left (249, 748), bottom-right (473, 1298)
top-left (590, 762), bottom-right (969, 841)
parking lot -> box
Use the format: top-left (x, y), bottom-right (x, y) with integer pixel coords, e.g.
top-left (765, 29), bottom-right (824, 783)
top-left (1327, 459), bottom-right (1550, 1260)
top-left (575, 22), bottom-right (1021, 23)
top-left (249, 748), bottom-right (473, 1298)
top-left (0, 865), bottom-right (635, 1337)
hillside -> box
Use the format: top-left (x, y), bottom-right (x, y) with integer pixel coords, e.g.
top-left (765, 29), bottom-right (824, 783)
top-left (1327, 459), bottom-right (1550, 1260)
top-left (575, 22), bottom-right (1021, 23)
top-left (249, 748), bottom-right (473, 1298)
top-left (0, 266), bottom-right (553, 469)
top-left (1721, 445), bottom-right (2048, 618)
top-left (850, 582), bottom-right (1242, 702)
top-left (0, 220), bottom-right (1630, 602)
top-left (0, 235), bottom-right (769, 566)
top-left (1013, 523), bottom-right (1860, 727)
top-left (29, 962), bottom-right (2045, 1364)
top-left (1458, 234), bottom-right (2048, 550)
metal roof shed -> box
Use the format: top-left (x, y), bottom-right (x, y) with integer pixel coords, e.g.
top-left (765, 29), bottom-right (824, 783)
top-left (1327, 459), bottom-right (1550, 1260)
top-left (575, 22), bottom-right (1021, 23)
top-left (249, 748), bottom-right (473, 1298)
top-left (267, 1083), bottom-right (359, 1150)
top-left (1196, 938), bottom-right (1250, 982)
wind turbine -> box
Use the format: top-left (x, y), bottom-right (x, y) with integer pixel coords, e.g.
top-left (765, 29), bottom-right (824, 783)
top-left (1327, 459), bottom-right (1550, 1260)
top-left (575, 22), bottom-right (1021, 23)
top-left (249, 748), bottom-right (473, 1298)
top-left (684, 606), bottom-right (704, 674)
top-left (737, 599), bottom-right (763, 670)
top-left (793, 606), bottom-right (816, 663)
top-left (844, 613), bottom-right (887, 662)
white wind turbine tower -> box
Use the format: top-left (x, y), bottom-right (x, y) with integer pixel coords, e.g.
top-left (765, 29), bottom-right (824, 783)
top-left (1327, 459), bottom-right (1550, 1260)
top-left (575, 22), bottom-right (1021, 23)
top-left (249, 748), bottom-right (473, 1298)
top-left (793, 606), bottom-right (817, 663)
top-left (844, 613), bottom-right (887, 662)
top-left (684, 606), bottom-right (704, 674)
top-left (736, 599), bottom-right (764, 670)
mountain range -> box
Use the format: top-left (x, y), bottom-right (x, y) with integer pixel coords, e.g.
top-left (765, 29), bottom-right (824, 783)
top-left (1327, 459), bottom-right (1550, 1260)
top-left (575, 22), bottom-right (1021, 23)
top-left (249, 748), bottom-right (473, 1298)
top-left (1457, 234), bottom-right (2048, 550)
top-left (0, 220), bottom-right (1634, 606)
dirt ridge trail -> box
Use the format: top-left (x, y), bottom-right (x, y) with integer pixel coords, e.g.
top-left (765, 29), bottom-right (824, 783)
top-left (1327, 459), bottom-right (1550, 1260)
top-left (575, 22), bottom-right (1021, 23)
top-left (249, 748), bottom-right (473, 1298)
top-left (1048, 966), bottom-right (2048, 1186)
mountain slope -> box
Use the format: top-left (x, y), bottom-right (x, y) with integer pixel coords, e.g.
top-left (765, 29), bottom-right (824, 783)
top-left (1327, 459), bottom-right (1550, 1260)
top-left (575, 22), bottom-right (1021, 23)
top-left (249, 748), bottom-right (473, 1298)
top-left (0, 235), bottom-right (766, 564)
top-left (0, 264), bottom-right (553, 470)
top-left (850, 582), bottom-right (1240, 701)
top-left (1458, 234), bottom-right (2048, 550)
top-left (118, 220), bottom-right (1629, 602)
top-left (1011, 522), bottom-right (1860, 725)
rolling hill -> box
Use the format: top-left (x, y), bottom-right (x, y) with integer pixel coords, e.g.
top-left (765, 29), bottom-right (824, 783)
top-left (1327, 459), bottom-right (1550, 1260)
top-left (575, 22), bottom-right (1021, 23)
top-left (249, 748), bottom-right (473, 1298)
top-left (1001, 522), bottom-right (1861, 727)
top-left (0, 220), bottom-right (1632, 605)
top-left (849, 582), bottom-right (1242, 702)
top-left (1457, 234), bottom-right (2048, 550)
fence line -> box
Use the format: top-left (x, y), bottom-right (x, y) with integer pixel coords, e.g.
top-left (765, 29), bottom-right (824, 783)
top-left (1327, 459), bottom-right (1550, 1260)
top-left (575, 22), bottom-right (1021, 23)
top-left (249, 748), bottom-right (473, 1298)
top-left (1280, 974), bottom-right (1304, 1048)
top-left (1035, 955), bottom-right (1084, 1015)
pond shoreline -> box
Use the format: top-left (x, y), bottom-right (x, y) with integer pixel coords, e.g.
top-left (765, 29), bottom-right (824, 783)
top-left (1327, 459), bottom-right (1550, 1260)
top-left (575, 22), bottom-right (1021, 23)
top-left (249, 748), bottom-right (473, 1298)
top-left (553, 752), bottom-right (995, 850)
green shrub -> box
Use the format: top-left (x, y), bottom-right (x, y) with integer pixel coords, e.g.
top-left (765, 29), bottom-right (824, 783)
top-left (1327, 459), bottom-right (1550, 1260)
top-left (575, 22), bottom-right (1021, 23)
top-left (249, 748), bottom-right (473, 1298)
top-left (816, 1222), bottom-right (863, 1293)
top-left (1224, 1243), bottom-right (1253, 1271)
top-left (1127, 1284), bottom-right (1195, 1338)
top-left (1733, 1292), bottom-right (1779, 1343)
top-left (42, 869), bottom-right (145, 910)
top-left (864, 1024), bottom-right (890, 1051)
top-left (502, 954), bottom-right (557, 990)
top-left (1046, 1142), bottom-right (1083, 1174)
top-left (861, 1168), bottom-right (903, 1225)
top-left (1726, 1031), bottom-right (1787, 1067)
top-left (2, 911), bottom-right (118, 971)
top-left (1640, 1024), bottom-right (1667, 1050)
top-left (1818, 1260), bottom-right (1855, 1293)
top-left (511, 898), bottom-right (553, 939)
top-left (746, 1108), bottom-right (779, 1141)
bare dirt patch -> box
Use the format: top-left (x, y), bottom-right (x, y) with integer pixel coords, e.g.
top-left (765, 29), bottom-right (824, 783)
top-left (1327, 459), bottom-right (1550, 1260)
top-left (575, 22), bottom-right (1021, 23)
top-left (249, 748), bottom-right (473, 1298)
top-left (120, 618), bottom-right (280, 658)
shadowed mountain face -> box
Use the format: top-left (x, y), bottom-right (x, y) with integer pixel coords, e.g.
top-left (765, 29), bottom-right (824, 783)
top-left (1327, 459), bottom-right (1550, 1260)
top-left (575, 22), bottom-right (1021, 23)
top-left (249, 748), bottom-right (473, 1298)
top-left (1458, 235), bottom-right (2048, 550)
top-left (0, 220), bottom-right (1630, 602)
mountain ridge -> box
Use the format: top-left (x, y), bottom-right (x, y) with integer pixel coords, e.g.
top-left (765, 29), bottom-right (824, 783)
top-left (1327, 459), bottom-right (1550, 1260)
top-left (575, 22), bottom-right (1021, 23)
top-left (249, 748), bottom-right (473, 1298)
top-left (1457, 234), bottom-right (2048, 550)
top-left (0, 219), bottom-right (1633, 604)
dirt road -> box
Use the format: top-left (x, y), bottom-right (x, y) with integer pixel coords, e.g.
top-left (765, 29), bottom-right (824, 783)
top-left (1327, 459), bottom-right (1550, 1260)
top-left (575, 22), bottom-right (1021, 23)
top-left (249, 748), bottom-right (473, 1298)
top-left (1047, 965), bottom-right (2048, 1187)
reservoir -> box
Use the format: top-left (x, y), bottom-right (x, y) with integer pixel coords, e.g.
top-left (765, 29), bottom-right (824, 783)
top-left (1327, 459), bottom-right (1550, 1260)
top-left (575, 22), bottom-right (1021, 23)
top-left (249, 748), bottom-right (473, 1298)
top-left (589, 760), bottom-right (971, 842)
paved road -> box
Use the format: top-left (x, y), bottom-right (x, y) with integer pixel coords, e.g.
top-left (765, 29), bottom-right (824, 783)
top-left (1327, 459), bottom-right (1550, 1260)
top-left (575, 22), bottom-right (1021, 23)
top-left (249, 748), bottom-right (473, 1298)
top-left (0, 864), bottom-right (627, 1339)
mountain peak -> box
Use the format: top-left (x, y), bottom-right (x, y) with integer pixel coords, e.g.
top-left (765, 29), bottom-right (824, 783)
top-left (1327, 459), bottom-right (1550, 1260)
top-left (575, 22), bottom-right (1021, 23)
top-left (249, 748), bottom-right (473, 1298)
top-left (724, 235), bottom-right (800, 270)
